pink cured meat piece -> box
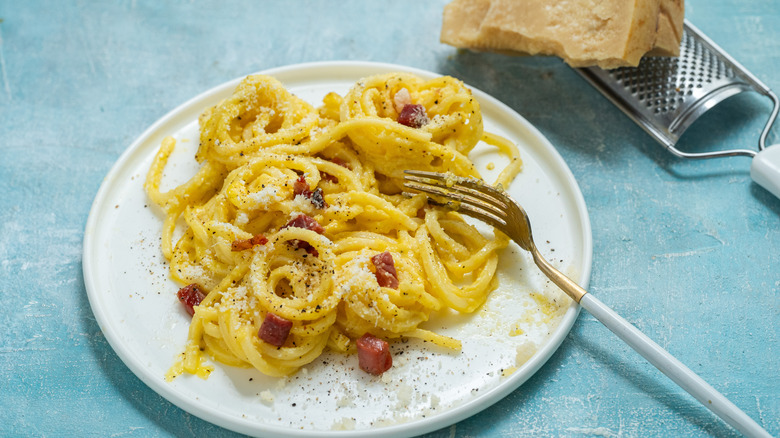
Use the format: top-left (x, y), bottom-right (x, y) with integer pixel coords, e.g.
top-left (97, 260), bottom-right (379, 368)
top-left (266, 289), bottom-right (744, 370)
top-left (259, 313), bottom-right (293, 347)
top-left (371, 251), bottom-right (399, 289)
top-left (176, 283), bottom-right (206, 317)
top-left (292, 175), bottom-right (326, 209)
top-left (230, 234), bottom-right (268, 251)
top-left (397, 104), bottom-right (429, 128)
top-left (283, 214), bottom-right (325, 256)
top-left (284, 214), bottom-right (325, 234)
top-left (356, 333), bottom-right (393, 375)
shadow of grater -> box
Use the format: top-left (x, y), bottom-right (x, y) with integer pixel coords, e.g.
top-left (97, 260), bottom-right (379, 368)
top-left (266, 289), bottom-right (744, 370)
top-left (575, 20), bottom-right (780, 199)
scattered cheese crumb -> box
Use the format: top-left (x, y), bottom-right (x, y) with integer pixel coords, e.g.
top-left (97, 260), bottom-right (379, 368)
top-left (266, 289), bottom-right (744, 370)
top-left (259, 390), bottom-right (274, 405)
top-left (331, 417), bottom-right (356, 430)
top-left (395, 382), bottom-right (413, 408)
top-left (290, 194), bottom-right (316, 215)
top-left (339, 256), bottom-right (374, 293)
top-left (337, 394), bottom-right (355, 408)
top-left (235, 212), bottom-right (249, 226)
top-left (178, 264), bottom-right (206, 280)
top-left (248, 185), bottom-right (284, 209)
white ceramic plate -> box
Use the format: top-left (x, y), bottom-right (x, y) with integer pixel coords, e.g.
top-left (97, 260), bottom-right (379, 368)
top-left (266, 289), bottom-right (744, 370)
top-left (83, 61), bottom-right (592, 437)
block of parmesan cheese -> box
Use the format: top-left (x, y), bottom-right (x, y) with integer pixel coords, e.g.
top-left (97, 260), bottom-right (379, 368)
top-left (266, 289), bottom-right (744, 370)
top-left (648, 0), bottom-right (684, 56)
top-left (441, 0), bottom-right (684, 69)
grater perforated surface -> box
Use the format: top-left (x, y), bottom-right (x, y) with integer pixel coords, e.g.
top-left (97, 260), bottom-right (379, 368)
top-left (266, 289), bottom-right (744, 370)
top-left (576, 20), bottom-right (775, 158)
top-left (618, 29), bottom-right (736, 116)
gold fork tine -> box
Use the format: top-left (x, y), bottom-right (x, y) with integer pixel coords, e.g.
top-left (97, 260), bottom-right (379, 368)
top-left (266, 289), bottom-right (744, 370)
top-left (403, 176), bottom-right (509, 214)
top-left (402, 172), bottom-right (511, 231)
top-left (402, 172), bottom-right (509, 227)
top-left (402, 180), bottom-right (508, 227)
top-left (404, 170), bottom-right (534, 251)
top-left (403, 170), bottom-right (509, 212)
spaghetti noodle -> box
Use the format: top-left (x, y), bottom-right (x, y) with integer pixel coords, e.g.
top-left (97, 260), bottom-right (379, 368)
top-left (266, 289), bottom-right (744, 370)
top-left (144, 72), bottom-right (522, 378)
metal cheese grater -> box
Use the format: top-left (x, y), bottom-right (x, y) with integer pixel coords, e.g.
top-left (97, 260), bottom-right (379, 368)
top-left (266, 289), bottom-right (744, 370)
top-left (576, 20), bottom-right (780, 199)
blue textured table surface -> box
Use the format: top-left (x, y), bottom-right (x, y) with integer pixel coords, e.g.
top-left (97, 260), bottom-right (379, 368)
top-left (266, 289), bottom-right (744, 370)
top-left (1, 1), bottom-right (778, 437)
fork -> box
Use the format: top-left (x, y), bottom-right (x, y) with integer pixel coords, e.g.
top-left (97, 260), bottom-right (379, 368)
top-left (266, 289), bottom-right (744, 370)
top-left (403, 169), bottom-right (770, 438)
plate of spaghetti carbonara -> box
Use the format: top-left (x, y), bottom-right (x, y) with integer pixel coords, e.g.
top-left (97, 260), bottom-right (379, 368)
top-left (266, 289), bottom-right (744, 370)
top-left (83, 61), bottom-right (591, 437)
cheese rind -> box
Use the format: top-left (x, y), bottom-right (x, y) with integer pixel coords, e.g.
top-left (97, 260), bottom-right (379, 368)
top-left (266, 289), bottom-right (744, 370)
top-left (441, 0), bottom-right (684, 69)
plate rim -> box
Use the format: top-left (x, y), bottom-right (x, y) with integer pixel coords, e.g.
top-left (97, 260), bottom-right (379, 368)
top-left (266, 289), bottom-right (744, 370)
top-left (83, 60), bottom-right (592, 437)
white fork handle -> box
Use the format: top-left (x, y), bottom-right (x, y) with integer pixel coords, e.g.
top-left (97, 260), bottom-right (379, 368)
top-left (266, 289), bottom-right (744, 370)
top-left (750, 144), bottom-right (780, 199)
top-left (579, 294), bottom-right (771, 438)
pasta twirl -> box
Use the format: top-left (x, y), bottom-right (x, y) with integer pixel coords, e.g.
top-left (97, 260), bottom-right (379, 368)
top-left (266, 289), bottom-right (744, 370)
top-left (144, 73), bottom-right (523, 379)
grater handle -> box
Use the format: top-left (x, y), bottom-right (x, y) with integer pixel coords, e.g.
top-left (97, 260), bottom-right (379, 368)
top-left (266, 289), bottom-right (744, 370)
top-left (750, 145), bottom-right (780, 199)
